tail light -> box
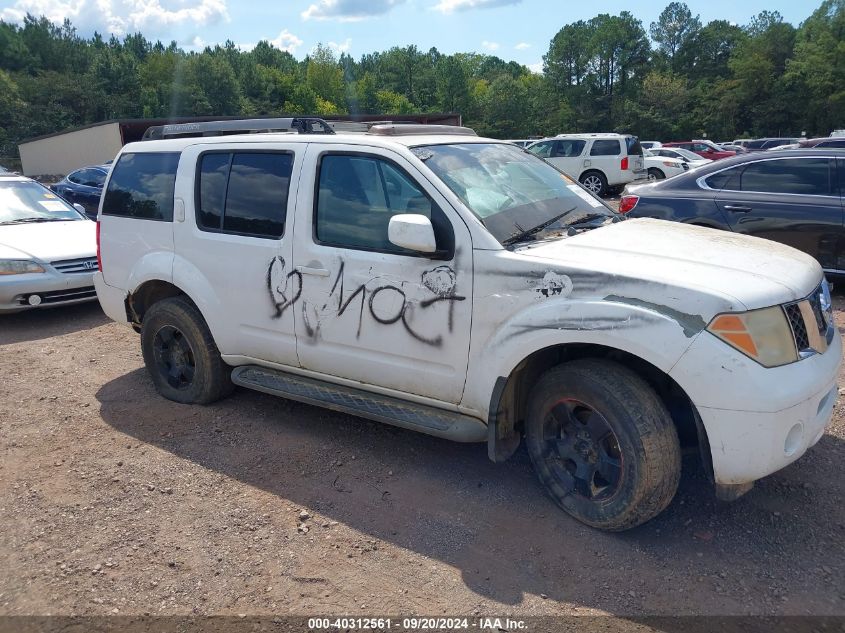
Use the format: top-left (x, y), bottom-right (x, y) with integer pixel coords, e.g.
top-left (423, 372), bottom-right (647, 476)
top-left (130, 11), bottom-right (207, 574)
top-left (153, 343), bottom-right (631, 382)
top-left (621, 156), bottom-right (629, 170)
top-left (96, 220), bottom-right (102, 271)
top-left (618, 195), bottom-right (639, 214)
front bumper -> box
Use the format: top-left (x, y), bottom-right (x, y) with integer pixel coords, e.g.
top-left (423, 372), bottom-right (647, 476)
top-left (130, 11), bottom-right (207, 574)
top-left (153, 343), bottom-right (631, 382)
top-left (0, 269), bottom-right (97, 313)
top-left (670, 328), bottom-right (842, 485)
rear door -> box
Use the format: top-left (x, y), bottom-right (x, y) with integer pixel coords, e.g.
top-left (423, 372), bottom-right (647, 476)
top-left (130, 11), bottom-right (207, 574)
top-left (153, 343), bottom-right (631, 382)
top-left (173, 142), bottom-right (302, 367)
top-left (714, 156), bottom-right (844, 270)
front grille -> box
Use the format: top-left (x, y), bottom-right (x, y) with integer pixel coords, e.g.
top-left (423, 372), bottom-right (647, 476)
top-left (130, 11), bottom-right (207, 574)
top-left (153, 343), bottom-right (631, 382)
top-left (784, 282), bottom-right (830, 356)
top-left (51, 257), bottom-right (98, 274)
top-left (16, 286), bottom-right (96, 305)
top-left (784, 303), bottom-right (809, 351)
top-left (807, 291), bottom-right (827, 335)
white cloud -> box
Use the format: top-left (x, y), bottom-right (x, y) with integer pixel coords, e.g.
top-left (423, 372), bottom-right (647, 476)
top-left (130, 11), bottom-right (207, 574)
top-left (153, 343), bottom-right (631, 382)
top-left (327, 38), bottom-right (352, 53)
top-left (302, 0), bottom-right (404, 21)
top-left (236, 29), bottom-right (302, 54)
top-left (188, 35), bottom-right (206, 50)
top-left (481, 40), bottom-right (499, 52)
top-left (433, 0), bottom-right (520, 14)
top-left (0, 0), bottom-right (229, 37)
top-left (270, 28), bottom-right (303, 53)
top-left (528, 62), bottom-right (543, 74)
top-left (514, 42), bottom-right (530, 50)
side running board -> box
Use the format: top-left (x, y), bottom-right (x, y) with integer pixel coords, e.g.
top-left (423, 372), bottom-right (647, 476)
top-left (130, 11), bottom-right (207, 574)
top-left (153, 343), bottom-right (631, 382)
top-left (231, 365), bottom-right (487, 443)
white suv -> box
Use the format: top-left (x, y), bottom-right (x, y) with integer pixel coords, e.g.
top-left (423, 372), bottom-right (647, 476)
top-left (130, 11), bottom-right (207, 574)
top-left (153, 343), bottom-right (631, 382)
top-left (526, 133), bottom-right (646, 196)
top-left (94, 119), bottom-right (840, 531)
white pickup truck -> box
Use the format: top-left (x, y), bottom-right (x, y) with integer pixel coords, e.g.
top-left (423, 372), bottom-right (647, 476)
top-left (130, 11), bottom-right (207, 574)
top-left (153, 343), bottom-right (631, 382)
top-left (94, 119), bottom-right (841, 531)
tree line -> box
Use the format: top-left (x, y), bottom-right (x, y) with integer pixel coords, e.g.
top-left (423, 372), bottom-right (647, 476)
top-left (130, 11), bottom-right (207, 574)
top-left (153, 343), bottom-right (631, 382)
top-left (0, 0), bottom-right (843, 164)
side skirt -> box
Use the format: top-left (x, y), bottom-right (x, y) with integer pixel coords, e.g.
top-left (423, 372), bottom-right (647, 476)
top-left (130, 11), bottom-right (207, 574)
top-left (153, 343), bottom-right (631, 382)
top-left (231, 365), bottom-right (487, 443)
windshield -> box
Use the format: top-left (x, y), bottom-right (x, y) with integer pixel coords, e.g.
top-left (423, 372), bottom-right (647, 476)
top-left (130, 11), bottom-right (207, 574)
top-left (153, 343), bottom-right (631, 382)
top-left (416, 142), bottom-right (615, 245)
top-left (0, 181), bottom-right (84, 224)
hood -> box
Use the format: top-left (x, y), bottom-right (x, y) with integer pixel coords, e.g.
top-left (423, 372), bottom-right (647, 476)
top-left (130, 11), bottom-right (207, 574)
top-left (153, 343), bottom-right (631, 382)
top-left (0, 220), bottom-right (96, 262)
top-left (516, 218), bottom-right (821, 314)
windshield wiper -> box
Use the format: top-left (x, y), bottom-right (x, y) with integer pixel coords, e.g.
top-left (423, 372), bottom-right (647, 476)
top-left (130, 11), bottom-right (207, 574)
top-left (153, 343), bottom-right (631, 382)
top-left (0, 217), bottom-right (66, 225)
top-left (502, 206), bottom-right (577, 246)
top-left (563, 213), bottom-right (617, 231)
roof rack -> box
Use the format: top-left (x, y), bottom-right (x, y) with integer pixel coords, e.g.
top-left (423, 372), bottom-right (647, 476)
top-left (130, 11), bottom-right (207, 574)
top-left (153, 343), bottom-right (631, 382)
top-left (367, 123), bottom-right (477, 137)
top-left (141, 117), bottom-right (335, 140)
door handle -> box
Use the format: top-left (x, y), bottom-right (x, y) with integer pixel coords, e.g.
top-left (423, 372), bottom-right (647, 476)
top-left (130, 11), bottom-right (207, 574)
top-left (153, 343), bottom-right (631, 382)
top-left (724, 205), bottom-right (752, 213)
top-left (296, 266), bottom-right (330, 277)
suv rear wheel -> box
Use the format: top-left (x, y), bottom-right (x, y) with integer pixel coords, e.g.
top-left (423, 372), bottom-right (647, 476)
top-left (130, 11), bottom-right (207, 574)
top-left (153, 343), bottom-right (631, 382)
top-left (525, 359), bottom-right (681, 531)
top-left (140, 296), bottom-right (234, 404)
top-left (579, 171), bottom-right (607, 196)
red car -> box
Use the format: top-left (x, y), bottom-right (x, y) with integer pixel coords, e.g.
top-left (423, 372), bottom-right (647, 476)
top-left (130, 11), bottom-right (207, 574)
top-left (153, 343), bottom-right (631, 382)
top-left (662, 140), bottom-right (736, 160)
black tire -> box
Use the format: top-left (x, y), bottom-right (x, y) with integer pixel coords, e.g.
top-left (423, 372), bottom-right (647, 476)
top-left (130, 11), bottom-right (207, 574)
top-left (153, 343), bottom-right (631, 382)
top-left (525, 359), bottom-right (681, 531)
top-left (579, 171), bottom-right (608, 197)
top-left (647, 168), bottom-right (665, 181)
top-left (140, 296), bottom-right (234, 405)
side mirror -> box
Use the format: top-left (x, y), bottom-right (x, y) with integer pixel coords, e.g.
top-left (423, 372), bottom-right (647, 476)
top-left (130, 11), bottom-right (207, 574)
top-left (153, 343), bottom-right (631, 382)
top-left (388, 214), bottom-right (437, 253)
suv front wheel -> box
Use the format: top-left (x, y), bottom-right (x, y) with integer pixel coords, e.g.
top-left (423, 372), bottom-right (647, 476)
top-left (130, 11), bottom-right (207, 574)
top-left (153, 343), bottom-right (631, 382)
top-left (579, 171), bottom-right (608, 197)
top-left (140, 296), bottom-right (234, 404)
top-left (525, 359), bottom-right (681, 531)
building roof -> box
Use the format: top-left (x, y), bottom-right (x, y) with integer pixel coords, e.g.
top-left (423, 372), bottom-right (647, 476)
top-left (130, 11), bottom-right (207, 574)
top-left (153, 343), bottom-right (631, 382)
top-left (19, 113), bottom-right (462, 146)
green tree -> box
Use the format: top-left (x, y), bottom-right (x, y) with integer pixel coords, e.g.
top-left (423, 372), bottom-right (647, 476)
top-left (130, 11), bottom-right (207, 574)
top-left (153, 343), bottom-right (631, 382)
top-left (649, 2), bottom-right (701, 71)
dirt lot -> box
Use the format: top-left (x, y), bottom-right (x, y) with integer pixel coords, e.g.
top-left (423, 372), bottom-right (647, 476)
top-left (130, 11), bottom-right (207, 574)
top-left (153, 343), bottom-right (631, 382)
top-left (1, 298), bottom-right (844, 621)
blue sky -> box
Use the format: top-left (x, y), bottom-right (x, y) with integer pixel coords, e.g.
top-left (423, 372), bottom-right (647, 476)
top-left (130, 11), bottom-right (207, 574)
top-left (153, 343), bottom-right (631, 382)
top-left (0, 0), bottom-right (821, 70)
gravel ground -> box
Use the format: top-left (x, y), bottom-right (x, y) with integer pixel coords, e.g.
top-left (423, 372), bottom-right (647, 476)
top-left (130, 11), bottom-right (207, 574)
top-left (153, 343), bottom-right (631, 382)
top-left (0, 297), bottom-right (844, 620)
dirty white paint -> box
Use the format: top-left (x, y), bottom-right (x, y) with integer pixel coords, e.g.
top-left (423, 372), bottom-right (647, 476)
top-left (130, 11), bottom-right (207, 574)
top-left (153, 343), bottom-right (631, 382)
top-left (97, 131), bottom-right (841, 489)
top-left (536, 271), bottom-right (573, 298)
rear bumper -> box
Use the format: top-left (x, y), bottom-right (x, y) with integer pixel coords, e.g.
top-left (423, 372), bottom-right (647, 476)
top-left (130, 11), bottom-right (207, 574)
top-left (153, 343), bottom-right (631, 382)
top-left (94, 272), bottom-right (130, 324)
top-left (0, 271), bottom-right (96, 314)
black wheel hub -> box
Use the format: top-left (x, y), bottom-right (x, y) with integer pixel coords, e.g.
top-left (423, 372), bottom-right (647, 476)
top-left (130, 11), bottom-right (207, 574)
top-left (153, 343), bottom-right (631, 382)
top-left (153, 325), bottom-right (196, 390)
top-left (542, 399), bottom-right (622, 500)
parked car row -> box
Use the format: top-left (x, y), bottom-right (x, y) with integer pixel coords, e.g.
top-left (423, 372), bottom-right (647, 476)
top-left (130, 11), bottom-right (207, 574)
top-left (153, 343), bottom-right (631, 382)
top-left (49, 163), bottom-right (110, 219)
top-left (525, 133), bottom-right (645, 196)
top-left (0, 172), bottom-right (98, 313)
top-left (621, 148), bottom-right (845, 274)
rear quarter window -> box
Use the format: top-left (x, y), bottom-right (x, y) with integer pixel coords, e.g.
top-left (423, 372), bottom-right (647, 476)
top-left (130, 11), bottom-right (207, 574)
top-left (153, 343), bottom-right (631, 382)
top-left (590, 140), bottom-right (622, 156)
top-left (102, 152), bottom-right (180, 221)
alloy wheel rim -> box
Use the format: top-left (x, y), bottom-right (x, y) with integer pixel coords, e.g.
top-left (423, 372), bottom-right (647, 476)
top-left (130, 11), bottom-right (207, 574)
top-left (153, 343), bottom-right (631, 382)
top-left (583, 176), bottom-right (602, 193)
top-left (152, 325), bottom-right (196, 390)
top-left (540, 399), bottom-right (623, 500)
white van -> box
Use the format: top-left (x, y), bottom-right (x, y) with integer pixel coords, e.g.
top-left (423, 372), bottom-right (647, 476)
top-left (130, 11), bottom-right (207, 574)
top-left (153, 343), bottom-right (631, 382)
top-left (526, 133), bottom-right (646, 196)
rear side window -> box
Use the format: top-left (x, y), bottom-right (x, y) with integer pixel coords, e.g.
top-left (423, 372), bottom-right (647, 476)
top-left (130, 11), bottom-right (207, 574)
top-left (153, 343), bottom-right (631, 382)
top-left (740, 158), bottom-right (832, 195)
top-left (553, 140), bottom-right (585, 157)
top-left (590, 140), bottom-right (621, 156)
top-left (704, 167), bottom-right (742, 190)
top-left (196, 152), bottom-right (293, 238)
top-left (102, 152), bottom-right (180, 221)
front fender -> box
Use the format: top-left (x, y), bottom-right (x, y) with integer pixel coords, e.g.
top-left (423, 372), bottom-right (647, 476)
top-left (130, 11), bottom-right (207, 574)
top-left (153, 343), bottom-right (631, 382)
top-left (462, 296), bottom-right (702, 415)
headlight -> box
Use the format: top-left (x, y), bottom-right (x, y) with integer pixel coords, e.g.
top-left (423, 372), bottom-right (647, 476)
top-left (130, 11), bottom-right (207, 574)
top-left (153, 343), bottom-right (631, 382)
top-left (0, 259), bottom-right (46, 275)
top-left (707, 306), bottom-right (798, 367)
